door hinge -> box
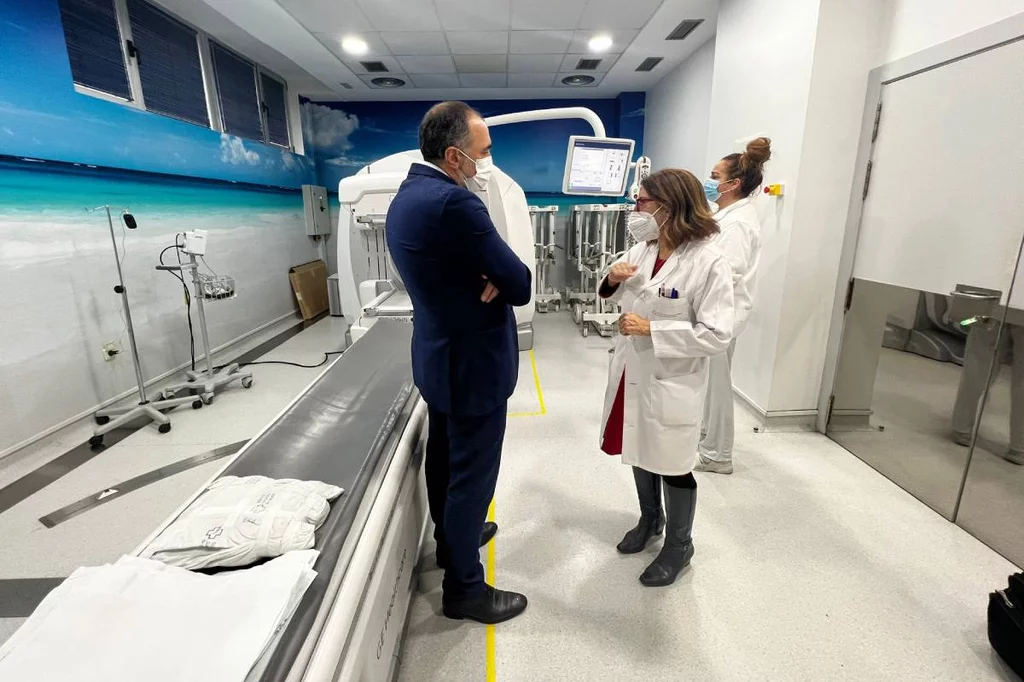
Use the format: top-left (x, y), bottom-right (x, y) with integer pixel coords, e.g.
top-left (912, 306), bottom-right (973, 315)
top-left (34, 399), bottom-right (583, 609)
top-left (862, 160), bottom-right (873, 201)
top-left (125, 39), bottom-right (140, 63)
top-left (871, 101), bottom-right (883, 143)
top-left (843, 278), bottom-right (855, 312)
top-left (827, 394), bottom-right (836, 424)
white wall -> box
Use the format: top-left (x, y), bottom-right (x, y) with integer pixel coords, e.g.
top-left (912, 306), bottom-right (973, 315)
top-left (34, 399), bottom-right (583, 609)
top-left (768, 0), bottom-right (888, 411)
top-left (881, 0), bottom-right (1024, 64)
top-left (643, 37), bottom-right (716, 174)
top-left (704, 0), bottom-right (822, 410)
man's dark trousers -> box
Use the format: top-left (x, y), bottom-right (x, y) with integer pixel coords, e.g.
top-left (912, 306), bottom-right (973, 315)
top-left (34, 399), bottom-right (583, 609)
top-left (426, 401), bottom-right (507, 599)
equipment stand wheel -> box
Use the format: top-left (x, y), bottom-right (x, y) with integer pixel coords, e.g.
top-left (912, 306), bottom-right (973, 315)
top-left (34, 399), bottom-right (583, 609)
top-left (158, 423), bottom-right (172, 434)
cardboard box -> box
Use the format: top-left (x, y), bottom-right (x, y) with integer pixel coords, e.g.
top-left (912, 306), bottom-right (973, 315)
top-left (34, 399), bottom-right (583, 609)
top-left (289, 260), bottom-right (330, 320)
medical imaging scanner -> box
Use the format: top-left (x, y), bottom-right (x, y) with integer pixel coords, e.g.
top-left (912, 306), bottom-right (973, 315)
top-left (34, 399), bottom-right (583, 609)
top-left (336, 107), bottom-right (629, 351)
top-left (24, 110), bottom-right (647, 682)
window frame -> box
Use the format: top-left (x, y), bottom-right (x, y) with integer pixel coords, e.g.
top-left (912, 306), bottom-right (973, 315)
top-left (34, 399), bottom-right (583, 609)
top-left (62, 0), bottom-right (294, 150)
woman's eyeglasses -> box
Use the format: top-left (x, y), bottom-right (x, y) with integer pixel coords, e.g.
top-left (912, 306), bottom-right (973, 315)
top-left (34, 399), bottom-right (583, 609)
top-left (635, 197), bottom-right (657, 208)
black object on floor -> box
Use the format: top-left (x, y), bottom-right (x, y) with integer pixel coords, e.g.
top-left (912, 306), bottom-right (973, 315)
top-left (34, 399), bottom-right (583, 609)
top-left (0, 578), bottom-right (66, 618)
top-left (38, 440), bottom-right (247, 529)
top-left (989, 572), bottom-right (1024, 678)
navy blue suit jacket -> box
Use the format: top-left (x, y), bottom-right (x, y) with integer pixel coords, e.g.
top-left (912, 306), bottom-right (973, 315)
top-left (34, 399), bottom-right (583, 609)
top-left (386, 164), bottom-right (532, 417)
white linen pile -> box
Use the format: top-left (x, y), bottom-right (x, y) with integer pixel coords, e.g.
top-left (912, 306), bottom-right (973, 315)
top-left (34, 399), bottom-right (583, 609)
top-left (141, 475), bottom-right (343, 570)
top-left (0, 550), bottom-right (318, 682)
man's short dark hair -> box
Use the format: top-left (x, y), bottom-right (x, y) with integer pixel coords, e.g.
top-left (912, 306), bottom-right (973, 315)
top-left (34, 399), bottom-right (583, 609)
top-left (419, 101), bottom-right (480, 162)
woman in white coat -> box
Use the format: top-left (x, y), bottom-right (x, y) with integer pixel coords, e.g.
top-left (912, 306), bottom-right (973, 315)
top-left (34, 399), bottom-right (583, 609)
top-left (695, 137), bottom-right (772, 476)
top-left (599, 168), bottom-right (734, 587)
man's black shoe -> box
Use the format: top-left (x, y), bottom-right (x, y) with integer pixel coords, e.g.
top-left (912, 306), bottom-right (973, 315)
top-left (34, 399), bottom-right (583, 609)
top-left (437, 522), bottom-right (498, 570)
top-left (442, 584), bottom-right (528, 624)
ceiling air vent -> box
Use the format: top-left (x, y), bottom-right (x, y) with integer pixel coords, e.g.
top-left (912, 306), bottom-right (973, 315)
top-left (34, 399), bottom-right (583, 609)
top-left (561, 74), bottom-right (595, 86)
top-left (360, 60), bottom-right (389, 73)
top-left (576, 58), bottom-right (602, 70)
top-left (666, 19), bottom-right (704, 41)
top-left (371, 77), bottom-right (405, 88)
top-left (340, 82), bottom-right (354, 90)
top-left (636, 57), bottom-right (663, 72)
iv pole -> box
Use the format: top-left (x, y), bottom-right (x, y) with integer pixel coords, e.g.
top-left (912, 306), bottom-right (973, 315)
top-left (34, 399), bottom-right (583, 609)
top-left (157, 247), bottom-right (252, 404)
top-left (89, 206), bottom-right (196, 448)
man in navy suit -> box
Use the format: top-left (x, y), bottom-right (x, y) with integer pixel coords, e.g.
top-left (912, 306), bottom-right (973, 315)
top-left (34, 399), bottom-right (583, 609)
top-left (386, 101), bottom-right (532, 624)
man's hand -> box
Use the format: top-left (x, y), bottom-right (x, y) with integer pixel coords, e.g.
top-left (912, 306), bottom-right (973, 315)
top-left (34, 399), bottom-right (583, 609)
top-left (619, 313), bottom-right (651, 337)
top-left (481, 275), bottom-right (500, 303)
top-left (608, 263), bottom-right (639, 286)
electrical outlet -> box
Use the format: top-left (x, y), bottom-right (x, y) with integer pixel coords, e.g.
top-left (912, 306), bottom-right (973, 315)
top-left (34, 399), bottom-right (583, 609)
top-left (102, 342), bottom-right (121, 362)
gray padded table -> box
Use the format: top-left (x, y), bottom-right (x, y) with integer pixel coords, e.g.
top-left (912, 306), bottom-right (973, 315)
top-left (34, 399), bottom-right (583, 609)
top-left (218, 319), bottom-right (415, 682)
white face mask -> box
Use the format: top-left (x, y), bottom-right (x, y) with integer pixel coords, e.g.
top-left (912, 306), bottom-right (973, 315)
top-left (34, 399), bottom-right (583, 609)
top-left (627, 206), bottom-right (662, 243)
top-left (457, 149), bottom-right (494, 192)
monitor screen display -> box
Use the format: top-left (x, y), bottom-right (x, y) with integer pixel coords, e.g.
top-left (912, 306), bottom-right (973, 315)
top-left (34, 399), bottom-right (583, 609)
top-left (562, 136), bottom-right (635, 196)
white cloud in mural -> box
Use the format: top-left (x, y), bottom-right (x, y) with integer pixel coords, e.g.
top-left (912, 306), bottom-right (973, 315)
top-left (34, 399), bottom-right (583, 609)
top-left (281, 149), bottom-right (297, 170)
top-left (220, 134), bottom-right (260, 165)
top-left (302, 102), bottom-right (359, 155)
top-left (1, 127), bottom-right (13, 136)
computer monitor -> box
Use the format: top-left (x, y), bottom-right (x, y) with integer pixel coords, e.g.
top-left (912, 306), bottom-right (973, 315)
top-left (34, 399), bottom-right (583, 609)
top-left (562, 135), bottom-right (636, 197)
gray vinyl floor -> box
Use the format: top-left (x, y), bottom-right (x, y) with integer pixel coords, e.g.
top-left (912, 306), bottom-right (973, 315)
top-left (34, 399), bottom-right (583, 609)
top-left (1, 313), bottom-right (1020, 681)
top-left (397, 314), bottom-right (1020, 682)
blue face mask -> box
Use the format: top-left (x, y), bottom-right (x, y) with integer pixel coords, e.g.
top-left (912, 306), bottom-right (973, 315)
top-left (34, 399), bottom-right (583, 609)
top-left (703, 177), bottom-right (722, 204)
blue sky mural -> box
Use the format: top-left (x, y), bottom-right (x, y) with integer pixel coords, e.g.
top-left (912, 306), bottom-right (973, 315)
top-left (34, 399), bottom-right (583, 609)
top-left (304, 94), bottom-right (645, 196)
top-left (0, 0), bottom-right (313, 188)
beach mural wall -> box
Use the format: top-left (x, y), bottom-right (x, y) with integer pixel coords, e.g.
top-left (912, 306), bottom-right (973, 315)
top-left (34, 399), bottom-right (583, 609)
top-left (0, 0), bottom-right (317, 453)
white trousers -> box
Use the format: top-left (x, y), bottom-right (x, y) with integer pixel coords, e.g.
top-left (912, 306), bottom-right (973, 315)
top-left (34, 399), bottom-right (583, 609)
top-left (700, 340), bottom-right (736, 464)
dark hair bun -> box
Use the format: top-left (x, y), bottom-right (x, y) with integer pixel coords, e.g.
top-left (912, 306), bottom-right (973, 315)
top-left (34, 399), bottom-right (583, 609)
top-left (743, 137), bottom-right (772, 168)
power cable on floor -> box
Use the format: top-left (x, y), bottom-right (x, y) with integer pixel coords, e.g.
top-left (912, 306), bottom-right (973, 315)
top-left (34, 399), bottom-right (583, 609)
top-left (214, 350), bottom-right (345, 372)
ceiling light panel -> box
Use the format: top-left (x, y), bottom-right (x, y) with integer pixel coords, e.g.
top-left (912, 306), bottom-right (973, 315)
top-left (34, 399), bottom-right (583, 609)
top-left (434, 0), bottom-right (511, 31)
top-left (446, 31), bottom-right (510, 55)
top-left (315, 32), bottom-right (390, 59)
top-left (355, 0), bottom-right (441, 31)
top-left (569, 29), bottom-right (638, 53)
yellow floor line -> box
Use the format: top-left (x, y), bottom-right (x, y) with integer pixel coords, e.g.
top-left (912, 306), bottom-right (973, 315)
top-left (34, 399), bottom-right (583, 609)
top-left (490, 349), bottom-right (545, 680)
top-left (485, 499), bottom-right (497, 682)
top-left (507, 350), bottom-right (548, 418)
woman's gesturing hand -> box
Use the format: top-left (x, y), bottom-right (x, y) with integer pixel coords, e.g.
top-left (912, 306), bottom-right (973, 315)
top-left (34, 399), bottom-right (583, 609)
top-left (608, 263), bottom-right (638, 286)
top-left (619, 313), bottom-right (651, 337)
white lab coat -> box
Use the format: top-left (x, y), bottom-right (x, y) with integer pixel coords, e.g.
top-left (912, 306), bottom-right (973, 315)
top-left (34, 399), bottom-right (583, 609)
top-left (713, 198), bottom-right (761, 336)
top-left (600, 239), bottom-right (735, 475)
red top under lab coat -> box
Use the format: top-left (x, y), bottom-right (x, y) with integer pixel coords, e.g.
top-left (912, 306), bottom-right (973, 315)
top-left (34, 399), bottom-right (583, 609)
top-left (601, 257), bottom-right (667, 456)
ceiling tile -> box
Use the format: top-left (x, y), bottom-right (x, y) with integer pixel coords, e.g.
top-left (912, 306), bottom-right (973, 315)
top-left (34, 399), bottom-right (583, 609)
top-left (569, 29), bottom-right (639, 53)
top-left (446, 31), bottom-right (509, 55)
top-left (509, 30), bottom-right (573, 54)
top-left (458, 73), bottom-right (508, 87)
top-left (316, 32), bottom-right (392, 60)
top-left (407, 73), bottom-right (461, 88)
top-left (380, 31), bottom-right (449, 55)
top-left (508, 54), bottom-right (565, 72)
top-left (555, 71), bottom-right (605, 87)
top-left (435, 0), bottom-right (510, 31)
top-left (576, 0), bottom-right (664, 30)
top-left (453, 54), bottom-right (508, 73)
top-left (339, 55), bottom-right (405, 75)
top-left (355, 0), bottom-right (441, 31)
top-left (396, 55), bottom-right (457, 73)
top-left (358, 74), bottom-right (412, 88)
top-left (508, 72), bottom-right (557, 87)
top-left (511, 0), bottom-right (587, 30)
top-left (279, 0), bottom-right (374, 33)
top-left (559, 52), bottom-right (620, 73)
